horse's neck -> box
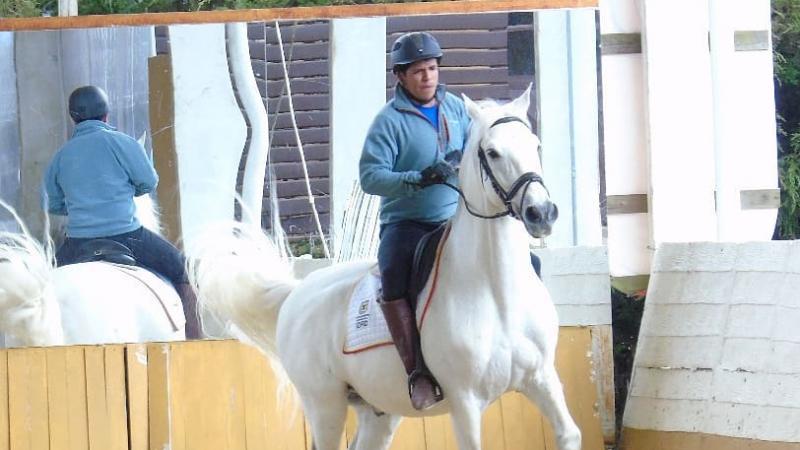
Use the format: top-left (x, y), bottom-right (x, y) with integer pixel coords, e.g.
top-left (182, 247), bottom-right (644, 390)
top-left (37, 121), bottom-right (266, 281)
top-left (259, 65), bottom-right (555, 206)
top-left (445, 206), bottom-right (535, 296)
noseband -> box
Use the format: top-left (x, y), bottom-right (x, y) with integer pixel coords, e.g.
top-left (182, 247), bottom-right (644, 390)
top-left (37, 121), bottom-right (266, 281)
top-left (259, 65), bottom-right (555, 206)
top-left (446, 116), bottom-right (547, 220)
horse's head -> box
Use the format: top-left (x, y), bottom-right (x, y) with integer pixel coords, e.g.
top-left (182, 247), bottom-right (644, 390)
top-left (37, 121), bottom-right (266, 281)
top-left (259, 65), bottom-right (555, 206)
top-left (460, 85), bottom-right (558, 238)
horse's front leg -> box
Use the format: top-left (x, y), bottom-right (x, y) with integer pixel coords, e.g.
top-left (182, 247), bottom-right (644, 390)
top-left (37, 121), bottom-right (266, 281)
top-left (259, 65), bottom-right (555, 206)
top-left (521, 365), bottom-right (581, 450)
top-left (449, 395), bottom-right (484, 450)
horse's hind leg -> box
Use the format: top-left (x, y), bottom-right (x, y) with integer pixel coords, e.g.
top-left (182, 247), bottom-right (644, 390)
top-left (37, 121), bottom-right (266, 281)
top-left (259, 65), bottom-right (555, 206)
top-left (300, 391), bottom-right (348, 450)
top-left (349, 402), bottom-right (401, 450)
top-left (522, 365), bottom-right (581, 450)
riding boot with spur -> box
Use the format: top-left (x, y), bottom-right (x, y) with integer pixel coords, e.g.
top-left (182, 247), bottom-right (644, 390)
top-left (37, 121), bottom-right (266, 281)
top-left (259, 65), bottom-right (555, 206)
top-left (176, 283), bottom-right (203, 340)
top-left (379, 297), bottom-right (443, 410)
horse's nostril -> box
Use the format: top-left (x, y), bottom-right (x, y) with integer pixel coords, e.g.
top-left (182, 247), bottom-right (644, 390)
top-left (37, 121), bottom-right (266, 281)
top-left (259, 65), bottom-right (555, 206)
top-left (549, 203), bottom-right (559, 222)
top-left (524, 206), bottom-right (542, 224)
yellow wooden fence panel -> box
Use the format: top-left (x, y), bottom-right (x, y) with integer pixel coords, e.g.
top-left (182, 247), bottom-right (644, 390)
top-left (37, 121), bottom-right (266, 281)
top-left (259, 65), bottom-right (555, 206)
top-left (0, 326), bottom-right (605, 450)
top-left (8, 348), bottom-right (49, 450)
top-left (126, 344), bottom-right (149, 450)
top-left (0, 351), bottom-right (8, 450)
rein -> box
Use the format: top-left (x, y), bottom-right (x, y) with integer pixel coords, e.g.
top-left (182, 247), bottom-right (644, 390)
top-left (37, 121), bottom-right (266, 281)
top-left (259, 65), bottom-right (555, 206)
top-left (444, 116), bottom-right (547, 220)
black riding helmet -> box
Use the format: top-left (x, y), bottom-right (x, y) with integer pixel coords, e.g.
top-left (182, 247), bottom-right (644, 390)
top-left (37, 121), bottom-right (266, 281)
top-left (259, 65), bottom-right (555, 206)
top-left (390, 32), bottom-right (443, 72)
top-left (68, 85), bottom-right (109, 123)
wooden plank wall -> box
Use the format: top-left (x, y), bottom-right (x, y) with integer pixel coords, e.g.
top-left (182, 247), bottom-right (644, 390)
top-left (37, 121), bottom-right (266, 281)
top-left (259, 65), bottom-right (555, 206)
top-left (249, 21), bottom-right (332, 237)
top-left (154, 13), bottom-right (538, 238)
top-left (0, 329), bottom-right (604, 450)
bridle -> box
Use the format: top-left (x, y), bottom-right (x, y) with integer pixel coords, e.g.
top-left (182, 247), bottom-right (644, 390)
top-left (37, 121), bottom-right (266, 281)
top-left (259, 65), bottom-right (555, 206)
top-left (445, 116), bottom-right (548, 220)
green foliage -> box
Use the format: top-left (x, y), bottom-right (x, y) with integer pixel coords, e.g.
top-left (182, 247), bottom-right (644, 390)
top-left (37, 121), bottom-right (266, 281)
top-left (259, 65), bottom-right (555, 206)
top-left (0, 0), bottom-right (415, 15)
top-left (774, 0), bottom-right (800, 239)
top-left (0, 0), bottom-right (40, 17)
top-left (611, 287), bottom-right (644, 437)
top-left (288, 236), bottom-right (327, 258)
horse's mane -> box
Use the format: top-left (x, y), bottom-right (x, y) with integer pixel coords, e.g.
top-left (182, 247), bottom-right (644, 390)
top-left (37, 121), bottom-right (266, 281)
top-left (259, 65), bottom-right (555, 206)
top-left (0, 199), bottom-right (62, 346)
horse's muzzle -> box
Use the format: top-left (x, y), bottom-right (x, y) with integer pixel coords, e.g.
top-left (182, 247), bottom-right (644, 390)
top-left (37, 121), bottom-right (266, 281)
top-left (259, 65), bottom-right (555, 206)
top-left (522, 201), bottom-right (558, 238)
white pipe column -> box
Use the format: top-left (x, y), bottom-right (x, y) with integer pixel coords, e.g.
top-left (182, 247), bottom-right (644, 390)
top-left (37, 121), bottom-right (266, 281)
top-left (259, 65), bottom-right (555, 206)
top-left (709, 0), bottom-right (737, 241)
top-left (57, 0), bottom-right (77, 16)
top-left (599, 0), bottom-right (651, 277)
top-left (329, 17), bottom-right (386, 254)
top-left (227, 22), bottom-right (270, 227)
top-left (536, 9), bottom-right (602, 248)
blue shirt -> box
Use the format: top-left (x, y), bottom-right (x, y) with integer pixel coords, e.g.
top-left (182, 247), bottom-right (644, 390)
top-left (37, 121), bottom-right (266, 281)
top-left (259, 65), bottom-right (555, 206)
top-left (359, 84), bottom-right (470, 225)
top-left (42, 120), bottom-right (158, 238)
top-left (416, 104), bottom-right (439, 130)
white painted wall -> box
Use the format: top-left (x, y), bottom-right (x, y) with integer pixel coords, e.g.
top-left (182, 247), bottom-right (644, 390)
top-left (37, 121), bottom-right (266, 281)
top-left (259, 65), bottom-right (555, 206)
top-left (642, 0), bottom-right (718, 245)
top-left (168, 24), bottom-right (247, 255)
top-left (536, 9), bottom-right (603, 248)
top-left (601, 0), bottom-right (778, 277)
top-left (716, 0), bottom-right (778, 241)
top-left (329, 17), bottom-right (387, 255)
top-left (625, 241), bottom-right (800, 443)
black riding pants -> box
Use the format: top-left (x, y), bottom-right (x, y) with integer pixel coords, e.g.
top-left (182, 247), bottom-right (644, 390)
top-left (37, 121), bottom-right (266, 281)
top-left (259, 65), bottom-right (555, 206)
top-left (377, 220), bottom-right (542, 303)
top-left (55, 226), bottom-right (189, 286)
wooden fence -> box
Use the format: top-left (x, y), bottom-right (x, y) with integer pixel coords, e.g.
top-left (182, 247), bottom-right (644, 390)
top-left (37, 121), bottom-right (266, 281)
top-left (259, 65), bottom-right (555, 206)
top-left (0, 329), bottom-right (604, 450)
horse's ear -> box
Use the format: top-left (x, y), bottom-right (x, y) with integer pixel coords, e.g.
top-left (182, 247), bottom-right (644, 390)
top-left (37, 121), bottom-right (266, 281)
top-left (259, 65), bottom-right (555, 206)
top-left (508, 83), bottom-right (532, 116)
top-left (462, 93), bottom-right (481, 121)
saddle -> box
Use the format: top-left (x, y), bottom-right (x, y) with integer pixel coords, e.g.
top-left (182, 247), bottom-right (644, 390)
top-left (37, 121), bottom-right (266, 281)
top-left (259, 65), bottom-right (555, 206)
top-left (72, 239), bottom-right (137, 266)
top-left (408, 223), bottom-right (448, 308)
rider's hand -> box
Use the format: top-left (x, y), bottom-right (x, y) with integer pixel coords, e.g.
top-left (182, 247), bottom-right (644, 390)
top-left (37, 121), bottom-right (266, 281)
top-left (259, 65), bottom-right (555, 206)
top-left (418, 161), bottom-right (456, 187)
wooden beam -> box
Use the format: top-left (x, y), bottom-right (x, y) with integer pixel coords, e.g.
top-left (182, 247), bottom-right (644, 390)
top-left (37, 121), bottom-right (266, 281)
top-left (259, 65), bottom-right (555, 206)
top-left (0, 0), bottom-right (597, 31)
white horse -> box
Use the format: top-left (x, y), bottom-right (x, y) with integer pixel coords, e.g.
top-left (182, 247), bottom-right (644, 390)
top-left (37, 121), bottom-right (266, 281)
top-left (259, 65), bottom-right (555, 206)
top-left (0, 195), bottom-right (185, 347)
top-left (190, 87), bottom-right (581, 450)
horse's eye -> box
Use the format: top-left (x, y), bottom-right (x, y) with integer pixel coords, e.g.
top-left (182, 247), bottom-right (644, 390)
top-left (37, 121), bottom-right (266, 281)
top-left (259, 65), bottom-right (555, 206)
top-left (487, 149), bottom-right (500, 159)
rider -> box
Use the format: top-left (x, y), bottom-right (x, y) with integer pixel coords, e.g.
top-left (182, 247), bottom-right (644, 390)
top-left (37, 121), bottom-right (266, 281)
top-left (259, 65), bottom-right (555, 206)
top-left (360, 32), bottom-right (545, 411)
top-left (42, 85), bottom-right (202, 339)
top-left (359, 31), bottom-right (469, 410)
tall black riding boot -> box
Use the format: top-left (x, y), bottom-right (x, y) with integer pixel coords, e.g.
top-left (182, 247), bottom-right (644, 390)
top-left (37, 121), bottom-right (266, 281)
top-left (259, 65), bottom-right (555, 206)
top-left (379, 297), bottom-right (443, 410)
top-left (175, 282), bottom-right (203, 340)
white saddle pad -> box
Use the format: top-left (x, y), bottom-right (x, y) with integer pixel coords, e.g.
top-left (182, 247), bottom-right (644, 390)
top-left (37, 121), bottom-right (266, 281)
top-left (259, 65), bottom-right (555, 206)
top-left (343, 270), bottom-right (392, 354)
top-left (343, 266), bottom-right (434, 354)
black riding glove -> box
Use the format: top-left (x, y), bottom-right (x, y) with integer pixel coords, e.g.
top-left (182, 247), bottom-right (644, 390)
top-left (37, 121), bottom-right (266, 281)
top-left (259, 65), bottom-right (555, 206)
top-left (418, 161), bottom-right (456, 187)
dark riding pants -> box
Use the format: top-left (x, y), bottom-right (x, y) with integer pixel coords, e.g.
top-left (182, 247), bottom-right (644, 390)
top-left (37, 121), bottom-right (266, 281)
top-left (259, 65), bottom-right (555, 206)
top-left (378, 220), bottom-right (542, 303)
top-left (55, 226), bottom-right (189, 286)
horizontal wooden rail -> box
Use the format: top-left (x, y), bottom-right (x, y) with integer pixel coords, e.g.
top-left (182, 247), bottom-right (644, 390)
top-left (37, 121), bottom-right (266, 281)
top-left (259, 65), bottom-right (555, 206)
top-left (0, 0), bottom-right (598, 31)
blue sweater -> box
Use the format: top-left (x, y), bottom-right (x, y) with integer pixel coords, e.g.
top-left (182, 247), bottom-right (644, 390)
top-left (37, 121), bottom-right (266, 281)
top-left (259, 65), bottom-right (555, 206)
top-left (359, 84), bottom-right (470, 225)
top-left (43, 120), bottom-right (158, 238)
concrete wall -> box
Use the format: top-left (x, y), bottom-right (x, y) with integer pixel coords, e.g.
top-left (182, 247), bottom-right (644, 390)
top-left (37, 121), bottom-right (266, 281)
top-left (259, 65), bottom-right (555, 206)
top-left (623, 241), bottom-right (800, 448)
top-left (0, 32), bottom-right (21, 232)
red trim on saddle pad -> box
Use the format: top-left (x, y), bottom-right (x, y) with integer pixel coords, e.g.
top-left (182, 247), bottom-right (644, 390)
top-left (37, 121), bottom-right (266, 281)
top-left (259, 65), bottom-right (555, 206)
top-left (342, 341), bottom-right (394, 355)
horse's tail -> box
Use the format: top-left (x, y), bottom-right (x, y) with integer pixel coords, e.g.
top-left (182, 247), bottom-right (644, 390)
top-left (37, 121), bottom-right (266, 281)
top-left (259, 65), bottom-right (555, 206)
top-left (0, 200), bottom-right (64, 346)
top-left (187, 222), bottom-right (297, 358)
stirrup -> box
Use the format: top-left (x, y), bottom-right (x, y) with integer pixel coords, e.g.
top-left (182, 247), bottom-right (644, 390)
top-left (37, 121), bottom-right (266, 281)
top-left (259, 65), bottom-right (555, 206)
top-left (408, 368), bottom-right (444, 402)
